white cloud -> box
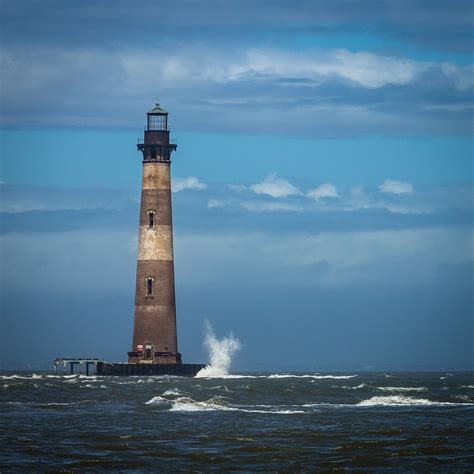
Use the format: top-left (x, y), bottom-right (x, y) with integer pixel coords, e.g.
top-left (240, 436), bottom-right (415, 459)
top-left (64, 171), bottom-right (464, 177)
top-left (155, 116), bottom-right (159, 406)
top-left (243, 48), bottom-right (426, 89)
top-left (379, 179), bottom-right (414, 195)
top-left (172, 177), bottom-right (207, 193)
top-left (207, 199), bottom-right (225, 209)
top-left (1, 45), bottom-right (470, 135)
top-left (123, 46), bottom-right (427, 89)
top-left (306, 183), bottom-right (339, 200)
top-left (250, 173), bottom-right (300, 198)
top-left (441, 63), bottom-right (474, 91)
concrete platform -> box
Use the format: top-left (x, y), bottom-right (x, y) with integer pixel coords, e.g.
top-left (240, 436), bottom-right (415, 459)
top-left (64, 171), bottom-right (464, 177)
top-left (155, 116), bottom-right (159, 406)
top-left (96, 362), bottom-right (206, 376)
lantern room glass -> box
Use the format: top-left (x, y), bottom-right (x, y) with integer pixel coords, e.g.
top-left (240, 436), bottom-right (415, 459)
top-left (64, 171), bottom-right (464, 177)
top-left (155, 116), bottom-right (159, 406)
top-left (147, 114), bottom-right (168, 131)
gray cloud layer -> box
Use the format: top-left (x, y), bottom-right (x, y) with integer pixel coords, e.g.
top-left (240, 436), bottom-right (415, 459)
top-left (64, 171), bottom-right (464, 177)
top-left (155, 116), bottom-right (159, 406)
top-left (1, 0), bottom-right (472, 135)
top-left (2, 0), bottom-right (473, 52)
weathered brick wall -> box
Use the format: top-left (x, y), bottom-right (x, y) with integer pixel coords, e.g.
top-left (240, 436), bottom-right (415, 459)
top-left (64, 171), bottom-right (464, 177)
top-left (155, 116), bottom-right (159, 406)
top-left (130, 162), bottom-right (180, 364)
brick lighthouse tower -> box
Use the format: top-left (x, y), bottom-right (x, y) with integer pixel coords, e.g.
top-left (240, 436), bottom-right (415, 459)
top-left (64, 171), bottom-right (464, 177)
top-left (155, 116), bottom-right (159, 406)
top-left (128, 103), bottom-right (181, 365)
top-left (55, 103), bottom-right (204, 376)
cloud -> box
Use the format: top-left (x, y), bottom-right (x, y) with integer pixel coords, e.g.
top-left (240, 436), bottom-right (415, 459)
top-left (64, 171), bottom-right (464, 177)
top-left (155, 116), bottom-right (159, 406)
top-left (307, 183), bottom-right (339, 200)
top-left (250, 173), bottom-right (300, 198)
top-left (1, 43), bottom-right (472, 135)
top-left (173, 226), bottom-right (473, 289)
top-left (379, 180), bottom-right (414, 195)
top-left (172, 177), bottom-right (207, 192)
top-left (259, 227), bottom-right (473, 270)
top-left (0, 184), bottom-right (136, 213)
top-left (2, 1), bottom-right (472, 53)
top-left (207, 199), bottom-right (225, 209)
top-left (243, 48), bottom-right (425, 89)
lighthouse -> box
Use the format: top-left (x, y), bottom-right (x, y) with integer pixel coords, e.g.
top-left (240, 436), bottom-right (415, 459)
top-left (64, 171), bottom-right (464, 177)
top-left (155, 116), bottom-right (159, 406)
top-left (55, 103), bottom-right (204, 376)
top-left (128, 103), bottom-right (181, 365)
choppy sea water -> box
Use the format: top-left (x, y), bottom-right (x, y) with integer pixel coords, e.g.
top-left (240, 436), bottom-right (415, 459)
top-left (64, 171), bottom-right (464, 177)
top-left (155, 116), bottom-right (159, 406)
top-left (1, 371), bottom-right (473, 471)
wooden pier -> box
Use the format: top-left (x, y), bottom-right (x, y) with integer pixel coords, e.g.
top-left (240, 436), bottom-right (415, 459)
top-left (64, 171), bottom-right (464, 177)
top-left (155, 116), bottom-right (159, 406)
top-left (53, 358), bottom-right (104, 376)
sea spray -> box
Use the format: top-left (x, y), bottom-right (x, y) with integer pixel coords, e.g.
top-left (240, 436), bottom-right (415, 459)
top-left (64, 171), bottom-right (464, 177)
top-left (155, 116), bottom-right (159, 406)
top-left (195, 320), bottom-right (241, 378)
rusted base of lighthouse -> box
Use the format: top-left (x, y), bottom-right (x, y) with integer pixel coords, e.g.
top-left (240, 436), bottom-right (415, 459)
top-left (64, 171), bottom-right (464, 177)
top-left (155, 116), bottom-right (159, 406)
top-left (96, 362), bottom-right (205, 376)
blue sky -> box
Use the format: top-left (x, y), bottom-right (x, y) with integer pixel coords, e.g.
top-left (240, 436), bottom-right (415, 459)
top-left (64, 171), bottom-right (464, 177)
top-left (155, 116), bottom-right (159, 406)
top-left (0, 0), bottom-right (473, 371)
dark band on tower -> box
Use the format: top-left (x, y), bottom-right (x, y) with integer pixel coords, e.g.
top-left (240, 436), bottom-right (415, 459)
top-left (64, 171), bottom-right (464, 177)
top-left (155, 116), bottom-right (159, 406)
top-left (128, 103), bottom-right (182, 364)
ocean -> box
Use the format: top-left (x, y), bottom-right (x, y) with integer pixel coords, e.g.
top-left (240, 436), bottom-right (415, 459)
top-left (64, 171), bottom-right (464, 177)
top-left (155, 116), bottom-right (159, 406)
top-left (1, 371), bottom-right (473, 471)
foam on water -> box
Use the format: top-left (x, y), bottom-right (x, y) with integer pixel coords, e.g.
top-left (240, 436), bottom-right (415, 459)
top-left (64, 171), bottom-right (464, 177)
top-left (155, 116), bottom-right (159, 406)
top-left (339, 384), bottom-right (366, 390)
top-left (146, 389), bottom-right (307, 414)
top-left (268, 374), bottom-right (358, 380)
top-left (169, 398), bottom-right (305, 414)
top-left (356, 395), bottom-right (472, 407)
top-left (194, 373), bottom-right (359, 380)
top-left (145, 396), bottom-right (169, 405)
top-left (162, 388), bottom-right (187, 397)
top-left (195, 321), bottom-right (241, 378)
top-left (376, 386), bottom-right (428, 392)
top-left (4, 400), bottom-right (95, 407)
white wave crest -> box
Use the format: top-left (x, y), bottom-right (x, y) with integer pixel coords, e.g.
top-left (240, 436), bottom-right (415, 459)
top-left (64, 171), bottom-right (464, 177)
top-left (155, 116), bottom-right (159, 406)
top-left (339, 384), bottom-right (366, 390)
top-left (376, 386), bottom-right (428, 393)
top-left (146, 394), bottom-right (305, 414)
top-left (170, 396), bottom-right (229, 411)
top-left (357, 395), bottom-right (469, 407)
top-left (80, 384), bottom-right (107, 389)
top-left (195, 320), bottom-right (241, 378)
top-left (162, 388), bottom-right (186, 397)
top-left (1, 374), bottom-right (45, 380)
top-left (145, 396), bottom-right (169, 405)
top-left (170, 398), bottom-right (305, 414)
top-left (268, 374), bottom-right (357, 380)
top-left (4, 400), bottom-right (94, 407)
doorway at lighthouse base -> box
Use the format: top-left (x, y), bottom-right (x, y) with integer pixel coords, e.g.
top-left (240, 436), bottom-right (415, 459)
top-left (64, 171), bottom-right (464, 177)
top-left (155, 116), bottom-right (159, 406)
top-left (128, 345), bottom-right (183, 364)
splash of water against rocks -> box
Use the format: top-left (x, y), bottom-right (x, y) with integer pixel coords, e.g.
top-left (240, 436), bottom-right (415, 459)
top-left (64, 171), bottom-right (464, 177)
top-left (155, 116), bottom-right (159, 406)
top-left (195, 321), bottom-right (241, 378)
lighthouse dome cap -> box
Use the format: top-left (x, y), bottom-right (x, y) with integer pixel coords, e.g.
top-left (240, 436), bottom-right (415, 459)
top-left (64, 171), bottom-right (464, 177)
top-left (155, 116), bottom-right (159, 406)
top-left (148, 102), bottom-right (168, 114)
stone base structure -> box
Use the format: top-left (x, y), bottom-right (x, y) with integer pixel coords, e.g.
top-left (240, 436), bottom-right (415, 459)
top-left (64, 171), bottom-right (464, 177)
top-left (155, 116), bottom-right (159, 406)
top-left (127, 350), bottom-right (182, 364)
top-left (97, 362), bottom-right (205, 377)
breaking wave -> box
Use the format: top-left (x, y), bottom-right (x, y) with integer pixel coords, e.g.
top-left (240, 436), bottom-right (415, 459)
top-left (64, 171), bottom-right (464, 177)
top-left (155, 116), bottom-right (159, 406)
top-left (162, 388), bottom-right (186, 397)
top-left (356, 395), bottom-right (472, 407)
top-left (195, 321), bottom-right (241, 378)
top-left (145, 390), bottom-right (305, 414)
top-left (145, 393), bottom-right (473, 412)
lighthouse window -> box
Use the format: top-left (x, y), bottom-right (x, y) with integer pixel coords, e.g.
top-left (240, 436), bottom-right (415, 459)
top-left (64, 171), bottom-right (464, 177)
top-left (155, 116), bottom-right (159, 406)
top-left (147, 210), bottom-right (156, 229)
top-left (148, 114), bottom-right (167, 131)
top-left (146, 277), bottom-right (154, 296)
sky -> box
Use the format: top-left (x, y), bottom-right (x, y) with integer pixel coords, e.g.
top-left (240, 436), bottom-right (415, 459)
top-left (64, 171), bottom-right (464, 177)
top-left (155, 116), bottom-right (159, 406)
top-left (0, 0), bottom-right (473, 371)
